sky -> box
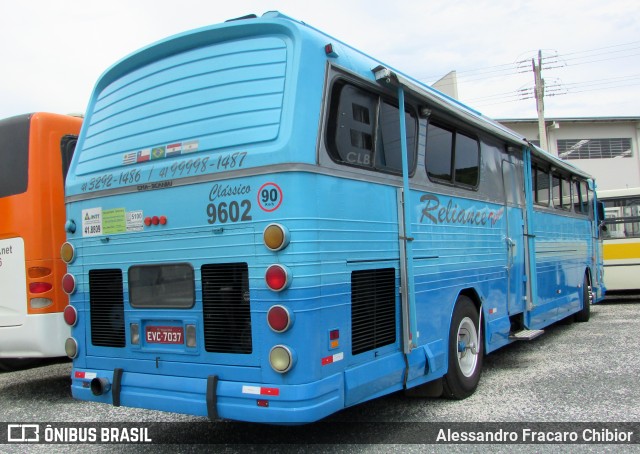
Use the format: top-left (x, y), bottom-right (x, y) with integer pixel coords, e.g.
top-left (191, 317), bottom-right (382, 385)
top-left (1, 0), bottom-right (638, 121)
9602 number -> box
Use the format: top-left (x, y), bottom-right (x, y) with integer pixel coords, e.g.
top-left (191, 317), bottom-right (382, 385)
top-left (207, 200), bottom-right (252, 224)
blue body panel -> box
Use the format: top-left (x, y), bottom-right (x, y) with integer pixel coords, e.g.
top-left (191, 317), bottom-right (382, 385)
top-left (65, 12), bottom-right (602, 424)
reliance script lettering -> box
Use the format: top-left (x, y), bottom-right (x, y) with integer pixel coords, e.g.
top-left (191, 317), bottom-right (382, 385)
top-left (420, 194), bottom-right (503, 226)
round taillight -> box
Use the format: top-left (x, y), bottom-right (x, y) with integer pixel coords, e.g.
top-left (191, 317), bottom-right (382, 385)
top-left (267, 305), bottom-right (292, 333)
top-left (159, 215), bottom-right (167, 225)
top-left (263, 224), bottom-right (290, 252)
top-left (61, 242), bottom-right (75, 264)
top-left (152, 216), bottom-right (160, 225)
top-left (144, 217), bottom-right (152, 226)
top-left (265, 264), bottom-right (291, 292)
top-left (269, 345), bottom-right (294, 373)
top-left (63, 305), bottom-right (78, 326)
top-left (62, 273), bottom-right (76, 294)
top-left (65, 337), bottom-right (78, 359)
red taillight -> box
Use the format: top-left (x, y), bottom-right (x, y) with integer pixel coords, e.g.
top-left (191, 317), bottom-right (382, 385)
top-left (62, 273), bottom-right (76, 294)
top-left (265, 265), bottom-right (291, 292)
top-left (63, 305), bottom-right (78, 326)
top-left (267, 305), bottom-right (292, 333)
top-left (144, 215), bottom-right (168, 227)
top-left (29, 282), bottom-right (52, 294)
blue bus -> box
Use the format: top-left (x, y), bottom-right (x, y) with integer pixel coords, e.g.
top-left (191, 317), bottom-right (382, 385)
top-left (62, 11), bottom-right (605, 423)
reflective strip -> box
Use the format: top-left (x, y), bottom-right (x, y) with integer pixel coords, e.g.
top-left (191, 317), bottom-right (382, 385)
top-left (604, 242), bottom-right (640, 260)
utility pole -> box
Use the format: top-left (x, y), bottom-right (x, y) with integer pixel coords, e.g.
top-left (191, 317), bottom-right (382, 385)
top-left (532, 50), bottom-right (548, 150)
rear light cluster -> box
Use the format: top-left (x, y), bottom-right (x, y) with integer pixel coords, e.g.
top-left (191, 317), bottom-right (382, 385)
top-left (60, 244), bottom-right (77, 296)
top-left (61, 241), bottom-right (79, 358)
top-left (144, 215), bottom-right (167, 227)
top-left (263, 224), bottom-right (296, 375)
top-left (28, 267), bottom-right (53, 309)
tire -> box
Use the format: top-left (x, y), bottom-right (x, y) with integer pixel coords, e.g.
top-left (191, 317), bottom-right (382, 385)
top-left (0, 358), bottom-right (39, 372)
top-left (575, 274), bottom-right (591, 323)
top-left (442, 295), bottom-right (483, 399)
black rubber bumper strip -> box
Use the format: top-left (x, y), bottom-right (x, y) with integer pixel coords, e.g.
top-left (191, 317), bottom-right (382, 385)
top-left (207, 375), bottom-right (218, 420)
top-left (112, 368), bottom-right (123, 407)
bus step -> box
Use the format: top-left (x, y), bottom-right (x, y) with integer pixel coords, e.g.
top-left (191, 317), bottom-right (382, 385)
top-left (509, 329), bottom-right (544, 341)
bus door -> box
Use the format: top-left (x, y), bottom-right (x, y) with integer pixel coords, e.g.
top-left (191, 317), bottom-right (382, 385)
top-left (502, 158), bottom-right (526, 315)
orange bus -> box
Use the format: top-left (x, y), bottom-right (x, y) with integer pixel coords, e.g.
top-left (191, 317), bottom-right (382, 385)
top-left (0, 112), bottom-right (82, 368)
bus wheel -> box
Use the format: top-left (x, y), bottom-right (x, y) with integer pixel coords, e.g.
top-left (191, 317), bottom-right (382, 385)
top-left (442, 296), bottom-right (483, 399)
top-left (575, 274), bottom-right (591, 323)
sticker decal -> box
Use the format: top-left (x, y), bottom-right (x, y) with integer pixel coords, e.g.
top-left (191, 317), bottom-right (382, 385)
top-left (121, 140), bottom-right (201, 166)
top-left (82, 208), bottom-right (145, 236)
top-left (258, 182), bottom-right (283, 212)
top-left (122, 152), bottom-right (137, 165)
top-left (183, 140), bottom-right (199, 153)
top-left (137, 149), bottom-right (151, 163)
top-left (166, 143), bottom-right (182, 157)
top-left (126, 210), bottom-right (144, 232)
top-left (82, 208), bottom-right (102, 237)
top-left (102, 208), bottom-right (126, 235)
top-left (321, 352), bottom-right (344, 366)
top-left (151, 146), bottom-right (166, 160)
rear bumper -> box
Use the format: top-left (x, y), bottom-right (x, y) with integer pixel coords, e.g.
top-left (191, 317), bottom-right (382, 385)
top-left (0, 313), bottom-right (69, 358)
top-left (71, 367), bottom-right (344, 424)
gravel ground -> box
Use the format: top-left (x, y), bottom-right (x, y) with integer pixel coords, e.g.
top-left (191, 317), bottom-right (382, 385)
top-left (1, 296), bottom-right (639, 453)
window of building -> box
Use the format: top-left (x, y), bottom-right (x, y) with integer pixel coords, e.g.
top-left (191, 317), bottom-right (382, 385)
top-left (327, 81), bottom-right (417, 174)
top-left (558, 138), bottom-right (632, 160)
top-left (426, 122), bottom-right (479, 188)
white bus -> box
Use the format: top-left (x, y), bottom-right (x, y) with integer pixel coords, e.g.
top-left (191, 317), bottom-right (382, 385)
top-left (600, 187), bottom-right (640, 291)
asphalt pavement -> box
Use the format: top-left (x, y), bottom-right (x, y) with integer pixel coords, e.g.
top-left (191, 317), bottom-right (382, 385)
top-left (1, 296), bottom-right (639, 453)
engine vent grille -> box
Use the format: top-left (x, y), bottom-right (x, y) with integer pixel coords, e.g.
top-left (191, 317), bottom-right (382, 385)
top-left (351, 268), bottom-right (397, 355)
top-left (202, 263), bottom-right (252, 354)
top-left (89, 269), bottom-right (126, 348)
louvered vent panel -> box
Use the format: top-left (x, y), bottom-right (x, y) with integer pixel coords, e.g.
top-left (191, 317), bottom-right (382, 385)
top-left (351, 268), bottom-right (397, 355)
top-left (202, 263), bottom-right (252, 354)
top-left (89, 269), bottom-right (126, 347)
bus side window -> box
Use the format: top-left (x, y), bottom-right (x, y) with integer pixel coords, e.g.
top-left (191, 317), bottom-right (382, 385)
top-left (375, 102), bottom-right (417, 173)
top-left (454, 132), bottom-right (479, 186)
top-left (327, 81), bottom-right (417, 174)
top-left (330, 84), bottom-right (376, 168)
top-left (533, 166), bottom-right (550, 206)
top-left (425, 123), bottom-right (453, 182)
top-left (581, 181), bottom-right (589, 214)
top-left (551, 174), bottom-right (561, 209)
top-left (573, 180), bottom-right (582, 213)
top-left (561, 176), bottom-right (572, 210)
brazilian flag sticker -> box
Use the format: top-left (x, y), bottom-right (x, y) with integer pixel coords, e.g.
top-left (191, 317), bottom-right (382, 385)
top-left (151, 146), bottom-right (166, 160)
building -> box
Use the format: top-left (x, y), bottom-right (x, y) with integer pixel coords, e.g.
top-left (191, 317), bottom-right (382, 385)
top-left (498, 117), bottom-right (640, 191)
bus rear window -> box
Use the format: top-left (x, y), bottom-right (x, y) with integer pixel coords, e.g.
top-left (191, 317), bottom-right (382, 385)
top-left (0, 114), bottom-right (30, 198)
top-left (129, 264), bottom-right (195, 308)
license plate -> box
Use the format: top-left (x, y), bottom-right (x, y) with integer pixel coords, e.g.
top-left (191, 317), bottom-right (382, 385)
top-left (145, 326), bottom-right (184, 344)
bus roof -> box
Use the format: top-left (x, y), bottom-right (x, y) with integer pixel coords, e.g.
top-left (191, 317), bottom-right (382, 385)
top-left (79, 11), bottom-right (593, 181)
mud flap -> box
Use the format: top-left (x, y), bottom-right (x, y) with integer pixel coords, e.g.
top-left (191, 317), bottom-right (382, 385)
top-left (207, 375), bottom-right (218, 420)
